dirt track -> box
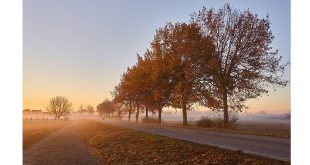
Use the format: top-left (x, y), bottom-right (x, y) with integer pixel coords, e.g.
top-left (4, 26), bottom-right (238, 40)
top-left (23, 122), bottom-right (98, 165)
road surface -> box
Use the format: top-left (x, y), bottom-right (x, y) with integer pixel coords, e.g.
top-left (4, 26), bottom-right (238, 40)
top-left (23, 122), bottom-right (98, 165)
top-left (103, 120), bottom-right (290, 161)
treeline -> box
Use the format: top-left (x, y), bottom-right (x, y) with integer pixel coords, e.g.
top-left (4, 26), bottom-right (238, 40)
top-left (77, 104), bottom-right (95, 116)
top-left (112, 4), bottom-right (287, 127)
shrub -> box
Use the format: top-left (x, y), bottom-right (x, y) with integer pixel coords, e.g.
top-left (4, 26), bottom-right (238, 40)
top-left (228, 111), bottom-right (239, 129)
top-left (196, 116), bottom-right (214, 128)
top-left (212, 118), bottom-right (224, 128)
top-left (196, 114), bottom-right (238, 129)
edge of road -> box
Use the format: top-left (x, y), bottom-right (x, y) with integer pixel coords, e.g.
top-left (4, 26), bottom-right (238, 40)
top-left (101, 118), bottom-right (290, 139)
top-left (99, 119), bottom-right (290, 161)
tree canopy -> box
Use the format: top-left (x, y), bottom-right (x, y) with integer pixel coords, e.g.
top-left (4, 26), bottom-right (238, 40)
top-left (191, 4), bottom-right (288, 126)
top-left (112, 4), bottom-right (288, 127)
top-left (97, 99), bottom-right (115, 117)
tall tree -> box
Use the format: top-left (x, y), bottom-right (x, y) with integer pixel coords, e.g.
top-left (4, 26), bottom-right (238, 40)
top-left (161, 22), bottom-right (214, 126)
top-left (131, 54), bottom-right (156, 122)
top-left (128, 63), bottom-right (142, 122)
top-left (138, 51), bottom-right (157, 120)
top-left (45, 96), bottom-right (72, 120)
top-left (114, 53), bottom-right (156, 122)
top-left (149, 27), bottom-right (175, 124)
top-left (113, 68), bottom-right (135, 121)
top-left (191, 4), bottom-right (288, 127)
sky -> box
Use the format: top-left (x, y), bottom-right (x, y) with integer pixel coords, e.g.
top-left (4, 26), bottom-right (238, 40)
top-left (24, 0), bottom-right (290, 114)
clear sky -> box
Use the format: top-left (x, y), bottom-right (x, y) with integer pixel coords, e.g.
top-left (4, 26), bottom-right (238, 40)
top-left (24, 0), bottom-right (290, 114)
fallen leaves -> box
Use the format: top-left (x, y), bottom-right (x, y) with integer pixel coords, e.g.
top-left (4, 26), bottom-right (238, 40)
top-left (77, 121), bottom-right (289, 165)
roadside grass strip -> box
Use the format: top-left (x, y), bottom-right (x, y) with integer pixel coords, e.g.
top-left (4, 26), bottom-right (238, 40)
top-left (77, 120), bottom-right (289, 165)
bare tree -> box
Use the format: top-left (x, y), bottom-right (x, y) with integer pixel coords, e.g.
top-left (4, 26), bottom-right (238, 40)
top-left (46, 96), bottom-right (72, 120)
top-left (86, 105), bottom-right (95, 117)
top-left (78, 104), bottom-right (84, 116)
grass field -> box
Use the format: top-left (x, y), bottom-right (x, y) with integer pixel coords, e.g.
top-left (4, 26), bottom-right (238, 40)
top-left (233, 121), bottom-right (290, 138)
top-left (77, 120), bottom-right (289, 165)
top-left (160, 120), bottom-right (290, 138)
top-left (23, 120), bottom-right (70, 150)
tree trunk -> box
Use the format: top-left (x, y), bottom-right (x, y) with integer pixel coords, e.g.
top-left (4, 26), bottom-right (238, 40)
top-left (136, 104), bottom-right (140, 122)
top-left (182, 103), bottom-right (188, 126)
top-left (223, 89), bottom-right (229, 127)
top-left (158, 108), bottom-right (162, 124)
top-left (145, 107), bottom-right (149, 119)
top-left (128, 99), bottom-right (132, 121)
top-left (181, 81), bottom-right (188, 126)
top-left (128, 110), bottom-right (131, 121)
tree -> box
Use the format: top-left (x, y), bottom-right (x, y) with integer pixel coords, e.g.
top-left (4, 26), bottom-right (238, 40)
top-left (113, 69), bottom-right (135, 121)
top-left (114, 103), bottom-right (123, 118)
top-left (149, 26), bottom-right (176, 124)
top-left (78, 104), bottom-right (84, 115)
top-left (127, 63), bottom-right (143, 122)
top-left (130, 54), bottom-right (156, 122)
top-left (156, 22), bottom-right (214, 126)
top-left (46, 96), bottom-right (72, 120)
top-left (97, 99), bottom-right (115, 117)
top-left (97, 103), bottom-right (104, 116)
top-left (113, 52), bottom-right (158, 122)
top-left (86, 105), bottom-right (95, 117)
top-left (191, 4), bottom-right (288, 127)
top-left (137, 52), bottom-right (157, 120)
top-left (113, 23), bottom-right (213, 125)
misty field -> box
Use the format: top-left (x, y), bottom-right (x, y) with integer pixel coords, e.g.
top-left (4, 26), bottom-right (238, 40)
top-left (23, 120), bottom-right (70, 149)
top-left (233, 121), bottom-right (290, 138)
top-left (77, 120), bottom-right (288, 165)
top-left (159, 119), bottom-right (291, 138)
top-left (199, 121), bottom-right (290, 138)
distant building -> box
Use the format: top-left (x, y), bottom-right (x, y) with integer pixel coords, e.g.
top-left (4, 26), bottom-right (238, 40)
top-left (31, 110), bottom-right (42, 113)
top-left (23, 109), bottom-right (30, 113)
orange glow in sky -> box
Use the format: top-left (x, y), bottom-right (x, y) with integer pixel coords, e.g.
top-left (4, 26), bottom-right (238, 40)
top-left (24, 0), bottom-right (290, 114)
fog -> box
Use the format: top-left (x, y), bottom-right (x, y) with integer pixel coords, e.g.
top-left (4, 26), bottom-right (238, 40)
top-left (23, 109), bottom-right (290, 124)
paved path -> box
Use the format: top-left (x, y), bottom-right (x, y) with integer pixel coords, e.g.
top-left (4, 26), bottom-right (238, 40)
top-left (23, 122), bottom-right (98, 165)
top-left (104, 120), bottom-right (290, 161)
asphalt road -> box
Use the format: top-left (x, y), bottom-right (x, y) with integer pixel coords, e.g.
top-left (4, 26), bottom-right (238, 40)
top-left (103, 120), bottom-right (290, 161)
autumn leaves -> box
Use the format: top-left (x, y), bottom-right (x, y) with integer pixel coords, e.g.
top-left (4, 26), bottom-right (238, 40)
top-left (113, 4), bottom-right (287, 127)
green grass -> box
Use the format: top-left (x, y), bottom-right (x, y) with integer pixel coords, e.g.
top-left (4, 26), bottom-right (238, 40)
top-left (77, 120), bottom-right (289, 165)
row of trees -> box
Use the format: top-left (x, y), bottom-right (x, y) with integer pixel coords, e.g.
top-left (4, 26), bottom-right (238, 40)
top-left (77, 104), bottom-right (95, 116)
top-left (44, 96), bottom-right (118, 119)
top-left (45, 96), bottom-right (98, 119)
top-left (112, 4), bottom-right (288, 127)
top-left (97, 99), bottom-right (116, 117)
